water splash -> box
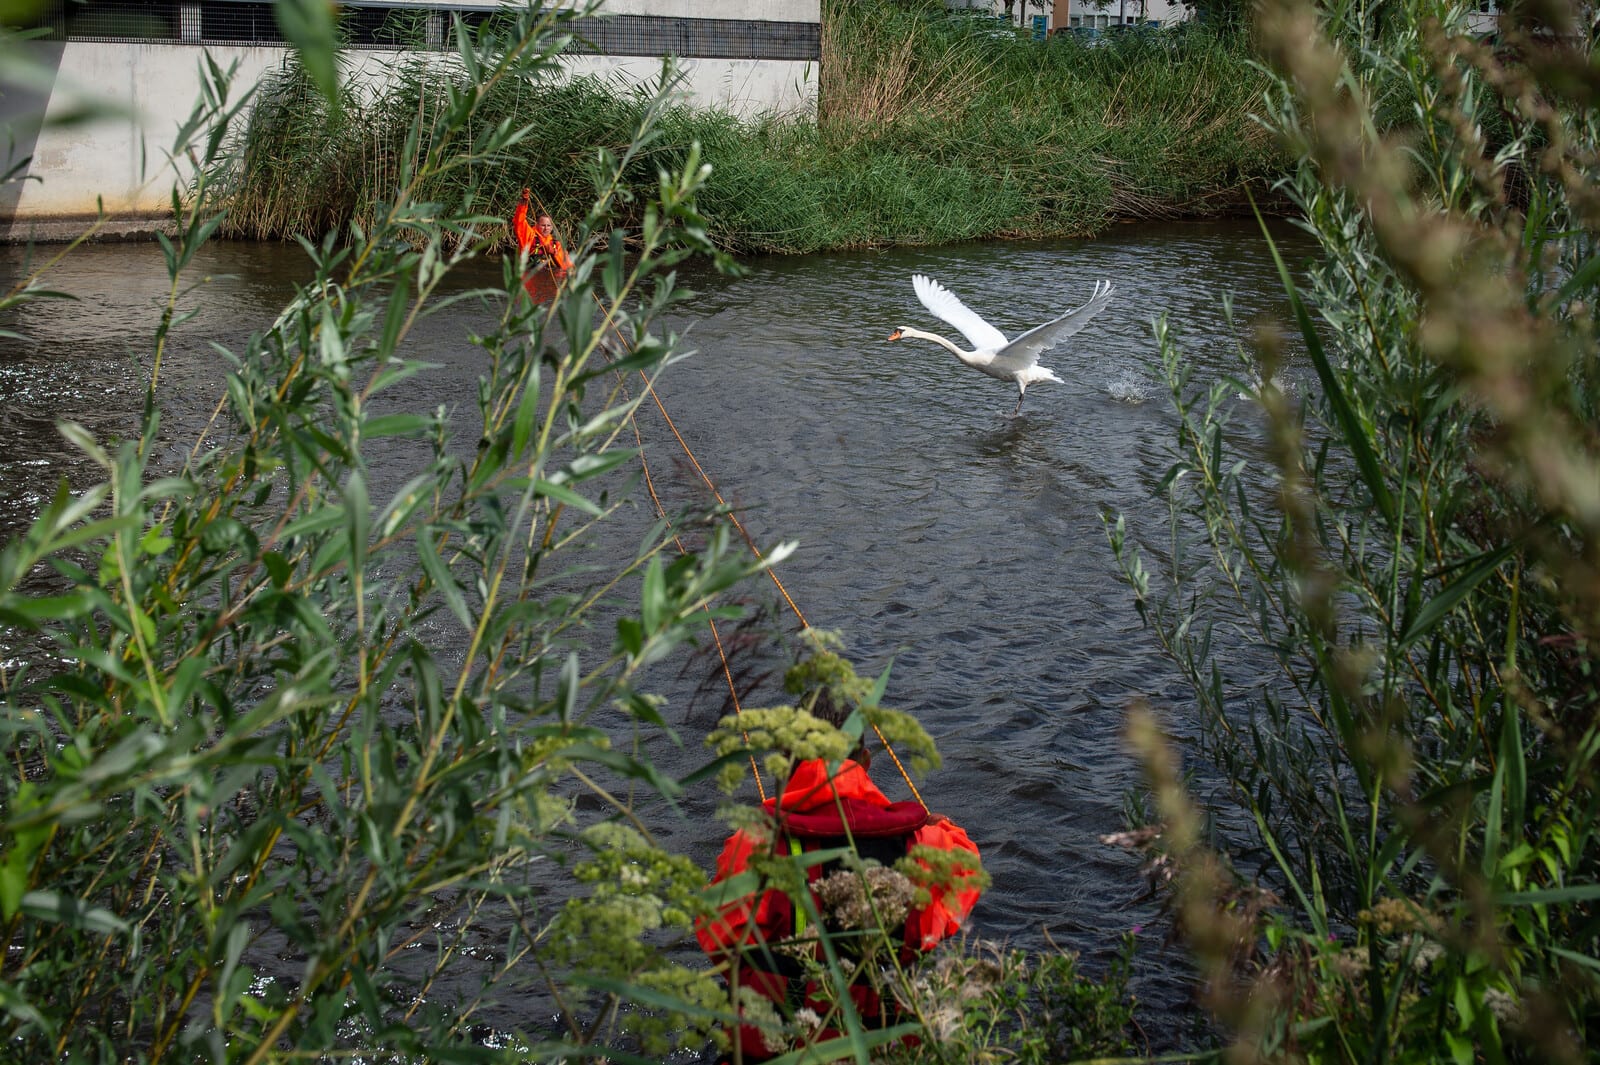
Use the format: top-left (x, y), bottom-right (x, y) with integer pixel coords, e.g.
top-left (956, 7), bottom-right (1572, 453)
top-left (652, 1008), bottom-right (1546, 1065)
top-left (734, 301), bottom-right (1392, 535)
top-left (1104, 371), bottom-right (1148, 404)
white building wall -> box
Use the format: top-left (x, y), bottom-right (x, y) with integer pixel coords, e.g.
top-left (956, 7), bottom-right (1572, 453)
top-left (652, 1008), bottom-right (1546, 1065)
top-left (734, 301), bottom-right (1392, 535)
top-left (17, 42), bottom-right (285, 224)
top-left (565, 54), bottom-right (815, 117)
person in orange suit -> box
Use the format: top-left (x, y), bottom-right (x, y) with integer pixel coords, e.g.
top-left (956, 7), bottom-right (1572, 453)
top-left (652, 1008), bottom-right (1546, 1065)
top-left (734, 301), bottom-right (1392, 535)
top-left (696, 695), bottom-right (983, 1062)
top-left (511, 187), bottom-right (572, 275)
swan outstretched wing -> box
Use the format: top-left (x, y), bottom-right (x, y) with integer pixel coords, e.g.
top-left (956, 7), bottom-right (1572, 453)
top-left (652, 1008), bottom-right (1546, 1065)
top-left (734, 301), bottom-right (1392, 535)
top-left (912, 274), bottom-right (1009, 352)
top-left (990, 280), bottom-right (1115, 372)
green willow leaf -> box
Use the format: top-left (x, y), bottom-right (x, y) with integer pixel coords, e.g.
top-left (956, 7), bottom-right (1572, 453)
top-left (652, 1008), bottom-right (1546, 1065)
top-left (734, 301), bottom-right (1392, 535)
top-left (0, 591), bottom-right (97, 627)
top-left (344, 470), bottom-right (369, 575)
top-left (1551, 946), bottom-right (1600, 973)
top-left (640, 556), bottom-right (664, 633)
top-left (1499, 700), bottom-right (1528, 859)
top-left (1253, 197), bottom-right (1396, 524)
top-left (534, 478), bottom-right (602, 517)
top-left (19, 890), bottom-right (129, 935)
top-left (273, 0), bottom-right (341, 107)
top-left (416, 529), bottom-right (472, 631)
top-left (1398, 540), bottom-right (1518, 647)
top-left (364, 414), bottom-right (434, 438)
top-left (511, 368), bottom-right (541, 459)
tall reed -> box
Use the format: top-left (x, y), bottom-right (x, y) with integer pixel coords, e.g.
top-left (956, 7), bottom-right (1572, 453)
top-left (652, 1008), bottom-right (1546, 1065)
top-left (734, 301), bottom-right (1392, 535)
top-left (1112, 0), bottom-right (1600, 1058)
top-left (217, 0), bottom-right (1282, 253)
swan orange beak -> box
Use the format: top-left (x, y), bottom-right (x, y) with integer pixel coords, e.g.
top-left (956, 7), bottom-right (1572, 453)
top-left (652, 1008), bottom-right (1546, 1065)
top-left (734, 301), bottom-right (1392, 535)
top-left (887, 329), bottom-right (903, 341)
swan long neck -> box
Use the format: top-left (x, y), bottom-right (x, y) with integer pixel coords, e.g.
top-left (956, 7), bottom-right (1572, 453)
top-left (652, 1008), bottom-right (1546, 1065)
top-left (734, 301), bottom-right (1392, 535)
top-left (898, 327), bottom-right (979, 365)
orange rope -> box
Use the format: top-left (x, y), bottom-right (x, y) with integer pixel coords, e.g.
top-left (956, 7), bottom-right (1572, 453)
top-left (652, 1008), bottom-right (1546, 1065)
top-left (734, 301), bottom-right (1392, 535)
top-left (515, 202), bottom-right (769, 795)
top-left (640, 388), bottom-right (810, 629)
top-left (525, 232), bottom-right (924, 811)
top-left (617, 365), bottom-right (767, 803)
top-left (872, 728), bottom-right (926, 810)
top-left (621, 352), bottom-right (927, 813)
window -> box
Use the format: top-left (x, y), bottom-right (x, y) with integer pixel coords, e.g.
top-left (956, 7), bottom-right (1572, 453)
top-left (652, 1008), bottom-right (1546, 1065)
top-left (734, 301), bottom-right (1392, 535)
top-left (200, 2), bottom-right (282, 43)
top-left (46, 1), bottom-right (180, 41)
top-left (342, 5), bottom-right (432, 48)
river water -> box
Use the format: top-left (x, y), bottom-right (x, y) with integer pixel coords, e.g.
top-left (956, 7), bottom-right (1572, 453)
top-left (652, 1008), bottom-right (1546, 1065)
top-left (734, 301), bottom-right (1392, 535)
top-left (0, 218), bottom-right (1316, 1048)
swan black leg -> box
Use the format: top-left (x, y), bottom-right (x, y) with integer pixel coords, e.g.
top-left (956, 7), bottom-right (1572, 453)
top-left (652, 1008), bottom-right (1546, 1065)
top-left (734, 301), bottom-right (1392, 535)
top-left (1012, 390), bottom-right (1025, 417)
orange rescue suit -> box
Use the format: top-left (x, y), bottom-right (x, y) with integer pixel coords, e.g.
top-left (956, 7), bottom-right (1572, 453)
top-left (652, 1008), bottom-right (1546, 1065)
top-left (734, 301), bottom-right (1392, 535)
top-left (511, 198), bottom-right (572, 273)
top-left (696, 758), bottom-right (983, 1061)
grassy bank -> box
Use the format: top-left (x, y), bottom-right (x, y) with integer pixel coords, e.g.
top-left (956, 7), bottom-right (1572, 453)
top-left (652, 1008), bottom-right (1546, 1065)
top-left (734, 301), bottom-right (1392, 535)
top-left (217, 0), bottom-right (1280, 252)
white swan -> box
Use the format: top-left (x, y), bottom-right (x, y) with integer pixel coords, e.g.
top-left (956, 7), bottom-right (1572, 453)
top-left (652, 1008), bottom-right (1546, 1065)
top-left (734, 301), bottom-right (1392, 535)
top-left (889, 274), bottom-right (1115, 415)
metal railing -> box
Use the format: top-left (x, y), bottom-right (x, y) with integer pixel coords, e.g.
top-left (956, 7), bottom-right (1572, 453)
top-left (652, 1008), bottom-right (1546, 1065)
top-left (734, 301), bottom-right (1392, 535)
top-left (15, 1), bottom-right (820, 59)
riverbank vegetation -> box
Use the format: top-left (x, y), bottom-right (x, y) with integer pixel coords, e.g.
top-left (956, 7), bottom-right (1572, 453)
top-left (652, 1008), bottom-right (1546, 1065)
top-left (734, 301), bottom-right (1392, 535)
top-left (1112, 0), bottom-right (1600, 1058)
top-left (0, 4), bottom-right (1141, 1060)
top-left (1, 10), bottom-right (756, 1057)
top-left (10, 0), bottom-right (1598, 1057)
top-left (216, 0), bottom-right (1279, 252)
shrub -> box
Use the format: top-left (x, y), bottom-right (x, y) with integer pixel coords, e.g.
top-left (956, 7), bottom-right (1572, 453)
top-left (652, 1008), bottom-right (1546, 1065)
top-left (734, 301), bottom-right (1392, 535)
top-left (0, 4), bottom-right (783, 1059)
top-left (1113, 0), bottom-right (1600, 1059)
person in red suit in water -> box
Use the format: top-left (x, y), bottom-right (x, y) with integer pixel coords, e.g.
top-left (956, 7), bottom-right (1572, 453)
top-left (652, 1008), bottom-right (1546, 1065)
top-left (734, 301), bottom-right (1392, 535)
top-left (511, 188), bottom-right (571, 299)
top-left (696, 692), bottom-right (984, 1062)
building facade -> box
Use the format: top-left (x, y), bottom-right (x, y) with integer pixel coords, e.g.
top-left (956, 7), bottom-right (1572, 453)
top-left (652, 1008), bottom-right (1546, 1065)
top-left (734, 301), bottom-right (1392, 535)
top-left (948, 0), bottom-right (1189, 33)
top-left (1053, 0), bottom-right (1190, 30)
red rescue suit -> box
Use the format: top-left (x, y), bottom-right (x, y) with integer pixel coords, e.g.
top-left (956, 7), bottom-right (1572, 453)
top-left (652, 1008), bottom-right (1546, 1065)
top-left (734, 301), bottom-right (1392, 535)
top-left (696, 759), bottom-right (982, 1061)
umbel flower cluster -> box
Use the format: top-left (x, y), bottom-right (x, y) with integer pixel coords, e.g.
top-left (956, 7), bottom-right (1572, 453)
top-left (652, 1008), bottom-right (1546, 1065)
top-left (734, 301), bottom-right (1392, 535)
top-left (813, 864), bottom-right (918, 932)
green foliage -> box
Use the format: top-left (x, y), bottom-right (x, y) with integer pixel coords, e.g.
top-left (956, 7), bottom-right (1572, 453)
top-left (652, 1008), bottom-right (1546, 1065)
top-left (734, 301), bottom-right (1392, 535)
top-left (816, 0), bottom-right (1281, 238)
top-left (898, 845), bottom-right (991, 913)
top-left (710, 639), bottom-right (942, 792)
top-left (546, 825), bottom-right (723, 1056)
top-left (0, 4), bottom-right (793, 1060)
top-left (882, 938), bottom-right (1139, 1064)
top-left (784, 629), bottom-right (871, 702)
top-left (1114, 0), bottom-right (1600, 1060)
top-left (708, 705), bottom-right (859, 790)
top-left (216, 0), bottom-right (1282, 253)
top-left (790, 630), bottom-right (944, 776)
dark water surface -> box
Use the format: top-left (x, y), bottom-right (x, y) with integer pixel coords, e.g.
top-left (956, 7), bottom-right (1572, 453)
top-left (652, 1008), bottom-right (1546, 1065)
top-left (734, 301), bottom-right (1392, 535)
top-left (0, 219), bottom-right (1316, 1045)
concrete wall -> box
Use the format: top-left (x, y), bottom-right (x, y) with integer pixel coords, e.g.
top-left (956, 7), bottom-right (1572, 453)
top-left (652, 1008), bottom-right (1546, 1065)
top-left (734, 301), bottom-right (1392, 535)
top-left (1, 2), bottom-right (819, 241)
top-left (566, 53), bottom-right (815, 116)
top-left (6, 42), bottom-right (286, 234)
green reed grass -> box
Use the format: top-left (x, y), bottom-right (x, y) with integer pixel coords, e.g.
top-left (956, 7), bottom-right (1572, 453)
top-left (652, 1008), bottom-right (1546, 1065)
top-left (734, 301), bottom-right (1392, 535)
top-left (217, 0), bottom-right (1280, 253)
top-left (1111, 0), bottom-right (1600, 1059)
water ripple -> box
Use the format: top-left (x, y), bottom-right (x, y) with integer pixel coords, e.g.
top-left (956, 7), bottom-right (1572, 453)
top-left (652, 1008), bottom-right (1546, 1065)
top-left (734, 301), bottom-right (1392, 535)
top-left (0, 220), bottom-right (1316, 1042)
